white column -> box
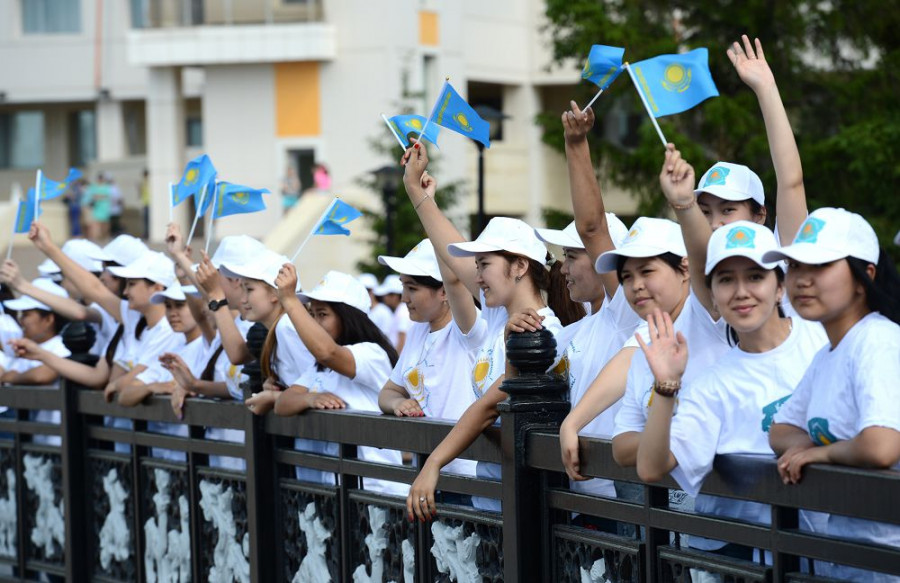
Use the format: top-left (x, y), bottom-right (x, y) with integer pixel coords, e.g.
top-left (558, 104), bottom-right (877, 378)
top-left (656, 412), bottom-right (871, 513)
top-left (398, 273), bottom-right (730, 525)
top-left (146, 66), bottom-right (186, 243)
top-left (522, 85), bottom-right (545, 227)
top-left (95, 99), bottom-right (126, 162)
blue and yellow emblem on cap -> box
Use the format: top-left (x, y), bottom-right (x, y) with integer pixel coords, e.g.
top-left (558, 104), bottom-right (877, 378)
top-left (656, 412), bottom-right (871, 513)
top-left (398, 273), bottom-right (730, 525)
top-left (795, 216), bottom-right (825, 244)
top-left (725, 225), bottom-right (755, 249)
top-left (661, 64), bottom-right (692, 93)
top-left (703, 166), bottom-right (729, 188)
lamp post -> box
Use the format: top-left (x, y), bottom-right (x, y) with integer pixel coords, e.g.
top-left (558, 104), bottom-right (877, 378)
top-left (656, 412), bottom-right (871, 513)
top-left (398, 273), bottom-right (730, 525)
top-left (473, 105), bottom-right (509, 237)
top-left (371, 164), bottom-right (403, 256)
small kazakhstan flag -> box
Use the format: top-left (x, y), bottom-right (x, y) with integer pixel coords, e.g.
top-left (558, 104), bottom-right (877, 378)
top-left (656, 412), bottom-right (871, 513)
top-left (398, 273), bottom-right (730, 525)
top-left (388, 114), bottom-right (441, 147)
top-left (213, 182), bottom-right (268, 219)
top-left (629, 48), bottom-right (719, 117)
top-left (314, 199), bottom-right (362, 236)
top-left (15, 189), bottom-right (42, 233)
top-left (175, 154), bottom-right (217, 210)
top-left (37, 167), bottom-right (82, 200)
top-left (582, 44), bottom-right (625, 90)
top-left (428, 81), bottom-right (491, 148)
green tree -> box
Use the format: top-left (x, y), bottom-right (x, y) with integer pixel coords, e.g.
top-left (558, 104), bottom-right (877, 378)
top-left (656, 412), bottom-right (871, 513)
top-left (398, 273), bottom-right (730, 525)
top-left (541, 0), bottom-right (900, 256)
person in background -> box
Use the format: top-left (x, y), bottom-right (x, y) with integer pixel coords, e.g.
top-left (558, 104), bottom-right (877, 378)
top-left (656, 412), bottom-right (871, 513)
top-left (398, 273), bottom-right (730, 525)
top-left (376, 274), bottom-right (410, 352)
top-left (281, 165), bottom-right (301, 211)
top-left (313, 163), bottom-right (331, 192)
top-left (64, 178), bottom-right (86, 238)
top-left (107, 172), bottom-right (123, 237)
top-left (83, 172), bottom-right (111, 242)
top-left (360, 273), bottom-right (394, 340)
top-left (140, 169), bottom-right (150, 239)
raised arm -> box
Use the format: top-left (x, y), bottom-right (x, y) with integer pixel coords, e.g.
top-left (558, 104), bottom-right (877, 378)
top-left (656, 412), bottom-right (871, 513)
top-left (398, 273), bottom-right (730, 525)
top-left (9, 338), bottom-right (110, 389)
top-left (275, 264), bottom-right (356, 378)
top-left (729, 35), bottom-right (807, 242)
top-left (401, 145), bottom-right (480, 300)
top-left (659, 145), bottom-right (715, 316)
top-left (28, 222), bottom-right (122, 320)
top-left (1, 260), bottom-right (102, 323)
top-left (562, 101), bottom-right (618, 298)
top-left (196, 254), bottom-right (252, 365)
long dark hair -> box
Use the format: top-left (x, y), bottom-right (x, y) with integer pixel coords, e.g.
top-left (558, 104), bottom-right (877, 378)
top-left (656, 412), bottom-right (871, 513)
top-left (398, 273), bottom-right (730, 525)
top-left (498, 252), bottom-right (584, 326)
top-left (847, 251), bottom-right (900, 325)
top-left (705, 266), bottom-right (786, 346)
top-left (316, 302), bottom-right (398, 371)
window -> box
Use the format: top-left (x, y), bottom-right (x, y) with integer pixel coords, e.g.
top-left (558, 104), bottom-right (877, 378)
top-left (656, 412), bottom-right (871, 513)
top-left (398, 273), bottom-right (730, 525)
top-left (186, 117), bottom-right (203, 147)
top-left (467, 82), bottom-right (505, 142)
top-left (123, 101), bottom-right (147, 155)
top-left (130, 0), bottom-right (148, 28)
top-left (22, 0), bottom-right (81, 34)
top-left (69, 109), bottom-right (96, 167)
top-left (0, 111), bottom-right (45, 169)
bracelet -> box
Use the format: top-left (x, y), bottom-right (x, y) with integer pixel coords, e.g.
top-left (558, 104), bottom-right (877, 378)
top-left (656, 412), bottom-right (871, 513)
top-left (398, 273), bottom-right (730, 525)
top-left (652, 380), bottom-right (681, 397)
top-left (414, 193), bottom-right (432, 210)
top-left (669, 198), bottom-right (696, 211)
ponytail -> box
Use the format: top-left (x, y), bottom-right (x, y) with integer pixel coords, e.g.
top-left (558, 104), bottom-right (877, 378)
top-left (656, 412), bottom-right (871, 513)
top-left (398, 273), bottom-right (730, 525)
top-left (847, 251), bottom-right (900, 325)
top-left (135, 317), bottom-right (147, 340)
top-left (260, 313), bottom-right (282, 382)
top-left (104, 324), bottom-right (125, 367)
top-left (201, 345), bottom-right (225, 382)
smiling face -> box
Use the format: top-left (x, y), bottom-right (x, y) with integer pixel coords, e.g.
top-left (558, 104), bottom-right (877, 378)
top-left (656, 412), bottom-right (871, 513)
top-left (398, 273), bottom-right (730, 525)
top-left (239, 278), bottom-right (280, 323)
top-left (698, 193), bottom-right (766, 231)
top-left (474, 252), bottom-right (520, 308)
top-left (164, 298), bottom-right (198, 335)
top-left (123, 279), bottom-right (163, 312)
top-left (309, 300), bottom-right (342, 341)
top-left (620, 256), bottom-right (689, 320)
top-left (399, 275), bottom-right (447, 325)
top-left (560, 247), bottom-right (604, 306)
top-left (710, 257), bottom-right (782, 334)
top-left (785, 259), bottom-right (866, 325)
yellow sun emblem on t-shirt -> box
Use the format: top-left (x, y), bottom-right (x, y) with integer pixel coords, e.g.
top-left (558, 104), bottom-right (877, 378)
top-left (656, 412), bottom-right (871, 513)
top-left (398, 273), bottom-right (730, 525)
top-left (405, 366), bottom-right (426, 403)
top-left (473, 357), bottom-right (490, 396)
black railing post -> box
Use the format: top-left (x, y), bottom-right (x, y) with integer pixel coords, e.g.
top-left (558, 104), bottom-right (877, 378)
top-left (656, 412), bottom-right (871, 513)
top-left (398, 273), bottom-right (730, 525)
top-left (241, 323), bottom-right (276, 583)
top-left (60, 322), bottom-right (97, 581)
top-left (497, 329), bottom-right (570, 581)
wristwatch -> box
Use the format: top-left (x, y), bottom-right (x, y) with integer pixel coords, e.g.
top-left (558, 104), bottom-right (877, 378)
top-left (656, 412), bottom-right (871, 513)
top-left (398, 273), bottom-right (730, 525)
top-left (208, 298), bottom-right (228, 312)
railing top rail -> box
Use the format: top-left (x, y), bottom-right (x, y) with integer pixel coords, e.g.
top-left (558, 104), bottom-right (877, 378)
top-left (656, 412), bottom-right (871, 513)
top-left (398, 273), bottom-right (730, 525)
top-left (527, 431), bottom-right (900, 525)
top-left (0, 385), bottom-right (62, 411)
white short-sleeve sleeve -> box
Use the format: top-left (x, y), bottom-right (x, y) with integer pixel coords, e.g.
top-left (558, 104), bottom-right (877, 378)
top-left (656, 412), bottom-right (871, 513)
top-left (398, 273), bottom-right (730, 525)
top-left (853, 339), bottom-right (900, 434)
top-left (613, 368), bottom-right (650, 437)
top-left (668, 384), bottom-right (725, 496)
top-left (461, 291), bottom-right (501, 349)
top-left (348, 343), bottom-right (393, 393)
top-left (134, 327), bottom-right (183, 369)
top-left (772, 369), bottom-right (815, 429)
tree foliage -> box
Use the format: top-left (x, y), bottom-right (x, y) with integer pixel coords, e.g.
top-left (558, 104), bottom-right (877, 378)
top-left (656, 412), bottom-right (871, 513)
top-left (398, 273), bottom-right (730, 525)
top-left (540, 0), bottom-right (900, 255)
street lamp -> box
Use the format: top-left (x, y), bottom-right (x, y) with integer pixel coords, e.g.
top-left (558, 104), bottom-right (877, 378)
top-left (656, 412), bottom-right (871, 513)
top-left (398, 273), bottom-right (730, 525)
top-left (473, 105), bottom-right (509, 237)
top-left (371, 164), bottom-right (404, 256)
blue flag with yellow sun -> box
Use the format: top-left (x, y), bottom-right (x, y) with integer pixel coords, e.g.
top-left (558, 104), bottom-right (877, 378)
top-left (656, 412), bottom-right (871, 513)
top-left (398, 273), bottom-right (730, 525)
top-left (174, 154), bottom-right (217, 210)
top-left (15, 189), bottom-right (42, 233)
top-left (213, 182), bottom-right (268, 219)
top-left (429, 82), bottom-right (491, 148)
top-left (582, 44), bottom-right (625, 90)
top-left (388, 114), bottom-right (441, 147)
top-left (314, 199), bottom-right (362, 236)
top-left (629, 48), bottom-right (719, 117)
top-left (37, 167), bottom-right (82, 200)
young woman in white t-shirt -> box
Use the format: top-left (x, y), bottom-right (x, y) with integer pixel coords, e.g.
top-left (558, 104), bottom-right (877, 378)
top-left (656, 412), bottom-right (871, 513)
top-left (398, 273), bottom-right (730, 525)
top-left (1, 279), bottom-right (71, 385)
top-left (766, 208), bottom-right (900, 581)
top-left (272, 268), bottom-right (404, 495)
top-left (634, 221), bottom-right (827, 560)
top-left (401, 143), bottom-right (577, 520)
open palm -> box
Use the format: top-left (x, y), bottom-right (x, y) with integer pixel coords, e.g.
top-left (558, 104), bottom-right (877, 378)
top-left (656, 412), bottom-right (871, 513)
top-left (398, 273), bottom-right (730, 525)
top-left (728, 35), bottom-right (774, 93)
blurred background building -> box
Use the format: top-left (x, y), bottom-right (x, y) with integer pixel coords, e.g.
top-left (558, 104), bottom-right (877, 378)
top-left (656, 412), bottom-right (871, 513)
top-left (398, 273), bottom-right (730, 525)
top-left (0, 0), bottom-right (640, 283)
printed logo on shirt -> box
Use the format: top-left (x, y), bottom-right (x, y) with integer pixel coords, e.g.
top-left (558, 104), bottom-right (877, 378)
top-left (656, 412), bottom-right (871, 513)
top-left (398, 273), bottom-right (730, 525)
top-left (552, 354), bottom-right (569, 380)
top-left (761, 395), bottom-right (791, 433)
top-left (472, 356), bottom-right (491, 398)
top-left (808, 417), bottom-right (838, 446)
top-left (725, 225), bottom-right (756, 249)
top-left (794, 217), bottom-right (826, 244)
top-left (404, 366), bottom-right (427, 407)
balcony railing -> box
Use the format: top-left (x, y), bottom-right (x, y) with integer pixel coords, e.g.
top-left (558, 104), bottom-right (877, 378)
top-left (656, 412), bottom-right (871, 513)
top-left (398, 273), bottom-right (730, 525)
top-left (131, 0), bottom-right (325, 29)
top-left (0, 324), bottom-right (898, 581)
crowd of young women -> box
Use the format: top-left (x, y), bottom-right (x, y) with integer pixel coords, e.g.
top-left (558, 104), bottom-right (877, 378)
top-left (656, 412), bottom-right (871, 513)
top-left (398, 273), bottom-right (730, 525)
top-left (1, 35), bottom-right (898, 578)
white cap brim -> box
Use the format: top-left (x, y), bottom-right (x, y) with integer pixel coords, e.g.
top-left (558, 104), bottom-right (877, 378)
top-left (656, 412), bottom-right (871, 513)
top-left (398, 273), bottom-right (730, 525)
top-left (4, 297), bottom-right (50, 311)
top-left (595, 244), bottom-right (683, 273)
top-left (761, 244), bottom-right (850, 266)
top-left (447, 241), bottom-right (504, 257)
top-left (705, 252), bottom-right (779, 275)
top-left (377, 255), bottom-right (442, 281)
top-left (534, 227), bottom-right (583, 249)
top-left (695, 184), bottom-right (762, 205)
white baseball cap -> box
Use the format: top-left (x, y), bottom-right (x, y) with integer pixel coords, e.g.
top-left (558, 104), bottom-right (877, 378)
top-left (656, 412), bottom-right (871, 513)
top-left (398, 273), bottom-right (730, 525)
top-left (87, 234), bottom-right (149, 266)
top-left (107, 251), bottom-right (177, 288)
top-left (762, 207), bottom-right (880, 266)
top-left (534, 214), bottom-right (629, 250)
top-left (210, 235), bottom-right (267, 271)
top-left (39, 239), bottom-right (104, 275)
top-left (298, 271), bottom-right (371, 314)
top-left (594, 217), bottom-right (687, 273)
top-left (705, 221), bottom-right (779, 275)
top-left (358, 273), bottom-right (379, 290)
top-left (695, 162), bottom-right (765, 206)
top-left (219, 249), bottom-right (300, 291)
top-left (150, 282), bottom-right (190, 304)
top-left (378, 239), bottom-right (443, 282)
top-left (4, 278), bottom-right (69, 312)
top-left (374, 274), bottom-right (404, 296)
top-left (448, 217), bottom-right (548, 263)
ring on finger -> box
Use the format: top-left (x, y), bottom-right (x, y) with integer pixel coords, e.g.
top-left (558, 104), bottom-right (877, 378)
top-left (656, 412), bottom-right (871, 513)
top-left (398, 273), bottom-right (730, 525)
top-left (419, 496), bottom-right (426, 503)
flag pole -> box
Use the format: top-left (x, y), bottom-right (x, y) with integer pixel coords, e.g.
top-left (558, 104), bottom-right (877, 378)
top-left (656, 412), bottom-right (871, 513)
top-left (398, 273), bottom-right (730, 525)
top-left (414, 78), bottom-right (448, 146)
top-left (6, 193), bottom-right (20, 262)
top-left (185, 184), bottom-right (207, 249)
top-left (381, 114), bottom-right (408, 148)
top-left (290, 197), bottom-right (337, 262)
top-left (205, 182), bottom-right (218, 254)
top-left (582, 87), bottom-right (605, 111)
top-left (168, 182), bottom-right (175, 223)
top-left (34, 170), bottom-right (42, 221)
top-left (624, 63), bottom-right (668, 148)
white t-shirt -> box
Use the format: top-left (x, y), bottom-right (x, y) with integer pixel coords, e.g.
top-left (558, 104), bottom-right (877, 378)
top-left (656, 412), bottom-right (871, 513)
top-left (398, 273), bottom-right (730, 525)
top-left (388, 320), bottom-right (478, 477)
top-left (137, 335), bottom-right (212, 384)
top-left (555, 287), bottom-right (641, 498)
top-left (774, 312), bottom-right (900, 555)
top-left (5, 335), bottom-right (71, 445)
top-left (271, 314), bottom-right (315, 388)
top-left (88, 301), bottom-right (120, 357)
top-left (0, 313), bottom-right (22, 359)
top-left (292, 343), bottom-right (407, 497)
top-left (667, 318), bottom-right (827, 550)
top-left (613, 292), bottom-right (730, 437)
top-left (387, 303), bottom-right (412, 346)
top-left (114, 304), bottom-right (183, 372)
top-left (369, 302), bottom-right (394, 340)
top-left (213, 315), bottom-right (254, 401)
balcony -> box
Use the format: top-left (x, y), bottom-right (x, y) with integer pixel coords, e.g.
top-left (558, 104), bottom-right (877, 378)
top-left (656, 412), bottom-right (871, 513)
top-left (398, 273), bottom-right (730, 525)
top-left (127, 0), bottom-right (335, 67)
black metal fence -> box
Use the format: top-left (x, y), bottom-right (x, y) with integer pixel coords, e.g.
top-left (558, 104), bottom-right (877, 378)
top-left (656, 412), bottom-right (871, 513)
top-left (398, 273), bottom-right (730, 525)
top-left (0, 326), bottom-right (898, 582)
